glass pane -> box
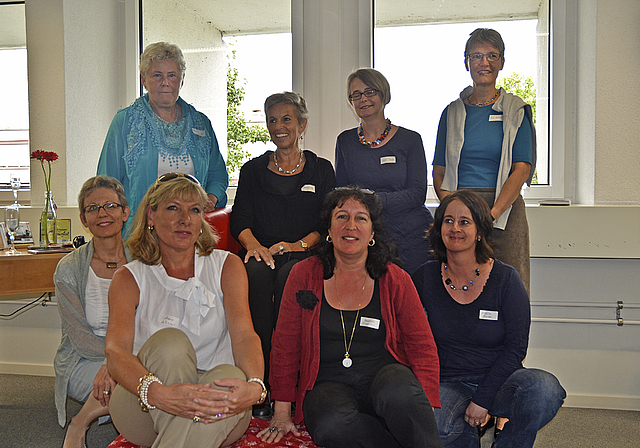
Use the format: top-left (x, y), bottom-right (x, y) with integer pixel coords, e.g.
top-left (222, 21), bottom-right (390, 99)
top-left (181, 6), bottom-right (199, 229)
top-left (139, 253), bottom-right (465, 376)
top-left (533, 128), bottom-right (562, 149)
top-left (374, 1), bottom-right (548, 186)
top-left (0, 3), bottom-right (30, 189)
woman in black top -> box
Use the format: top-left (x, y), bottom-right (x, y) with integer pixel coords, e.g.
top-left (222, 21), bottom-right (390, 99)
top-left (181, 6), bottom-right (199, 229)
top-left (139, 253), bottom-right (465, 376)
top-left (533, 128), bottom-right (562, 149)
top-left (230, 92), bottom-right (336, 416)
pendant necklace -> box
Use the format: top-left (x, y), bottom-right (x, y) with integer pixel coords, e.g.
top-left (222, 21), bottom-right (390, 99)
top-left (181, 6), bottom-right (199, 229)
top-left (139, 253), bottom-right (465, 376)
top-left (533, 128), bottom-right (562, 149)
top-left (335, 273), bottom-right (367, 368)
top-left (94, 251), bottom-right (125, 269)
top-left (273, 150), bottom-right (303, 174)
top-left (444, 264), bottom-right (480, 291)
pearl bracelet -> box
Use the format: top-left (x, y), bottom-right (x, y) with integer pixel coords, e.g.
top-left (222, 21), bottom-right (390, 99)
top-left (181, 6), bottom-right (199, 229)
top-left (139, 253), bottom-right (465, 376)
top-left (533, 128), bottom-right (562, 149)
top-left (247, 377), bottom-right (267, 404)
top-left (138, 372), bottom-right (163, 412)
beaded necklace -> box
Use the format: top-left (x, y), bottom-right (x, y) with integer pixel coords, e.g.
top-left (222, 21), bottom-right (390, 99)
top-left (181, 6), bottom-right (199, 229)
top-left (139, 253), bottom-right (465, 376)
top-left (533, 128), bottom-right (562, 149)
top-left (466, 91), bottom-right (500, 107)
top-left (358, 119), bottom-right (391, 147)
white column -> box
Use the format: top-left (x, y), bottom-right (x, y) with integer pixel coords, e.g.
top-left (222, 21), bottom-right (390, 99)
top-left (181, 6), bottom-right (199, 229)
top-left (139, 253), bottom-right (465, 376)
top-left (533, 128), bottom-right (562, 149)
top-left (292, 0), bottom-right (373, 163)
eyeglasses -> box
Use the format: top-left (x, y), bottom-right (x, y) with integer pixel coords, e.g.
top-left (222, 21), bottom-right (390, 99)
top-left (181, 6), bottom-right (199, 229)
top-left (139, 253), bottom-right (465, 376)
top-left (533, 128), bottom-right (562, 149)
top-left (155, 172), bottom-right (201, 186)
top-left (348, 88), bottom-right (379, 102)
top-left (83, 202), bottom-right (122, 215)
top-left (467, 53), bottom-right (502, 62)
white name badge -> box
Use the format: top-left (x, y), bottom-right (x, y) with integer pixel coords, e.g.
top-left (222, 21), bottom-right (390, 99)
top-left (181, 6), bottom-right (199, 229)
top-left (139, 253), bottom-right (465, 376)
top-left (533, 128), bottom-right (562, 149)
top-left (301, 184), bottom-right (316, 193)
top-left (479, 310), bottom-right (499, 321)
top-left (360, 316), bottom-right (380, 330)
top-left (192, 128), bottom-right (206, 137)
top-left (380, 156), bottom-right (396, 165)
top-left (489, 115), bottom-right (503, 122)
top-left (160, 315), bottom-right (179, 327)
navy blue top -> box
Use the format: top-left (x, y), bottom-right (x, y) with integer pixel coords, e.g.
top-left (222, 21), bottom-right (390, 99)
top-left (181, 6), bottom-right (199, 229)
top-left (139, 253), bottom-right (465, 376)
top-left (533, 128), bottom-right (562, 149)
top-left (411, 259), bottom-right (530, 409)
top-left (335, 126), bottom-right (433, 274)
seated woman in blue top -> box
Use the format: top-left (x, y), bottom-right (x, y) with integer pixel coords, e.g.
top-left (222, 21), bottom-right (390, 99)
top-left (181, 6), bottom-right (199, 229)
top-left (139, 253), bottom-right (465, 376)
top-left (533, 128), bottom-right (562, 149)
top-left (97, 42), bottom-right (228, 235)
top-left (432, 28), bottom-right (535, 295)
top-left (335, 68), bottom-right (433, 275)
top-left (412, 190), bottom-right (565, 448)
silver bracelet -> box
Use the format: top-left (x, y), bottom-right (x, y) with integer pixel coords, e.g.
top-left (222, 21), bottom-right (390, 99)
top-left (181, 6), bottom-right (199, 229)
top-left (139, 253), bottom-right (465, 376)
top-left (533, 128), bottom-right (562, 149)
top-left (137, 372), bottom-right (163, 412)
top-left (247, 377), bottom-right (267, 404)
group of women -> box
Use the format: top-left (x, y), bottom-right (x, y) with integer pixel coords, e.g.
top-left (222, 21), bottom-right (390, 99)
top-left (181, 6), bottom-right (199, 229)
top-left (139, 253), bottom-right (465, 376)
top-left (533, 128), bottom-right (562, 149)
top-left (54, 28), bottom-right (565, 448)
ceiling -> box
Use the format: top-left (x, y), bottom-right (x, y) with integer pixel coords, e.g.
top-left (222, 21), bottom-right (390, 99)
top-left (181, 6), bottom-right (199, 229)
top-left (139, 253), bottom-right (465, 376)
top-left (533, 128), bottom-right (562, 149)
top-left (176, 0), bottom-right (541, 35)
top-left (0, 0), bottom-right (542, 47)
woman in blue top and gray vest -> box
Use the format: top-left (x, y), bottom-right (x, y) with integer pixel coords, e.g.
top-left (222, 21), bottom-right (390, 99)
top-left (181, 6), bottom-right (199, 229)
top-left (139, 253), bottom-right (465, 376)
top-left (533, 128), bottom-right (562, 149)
top-left (432, 28), bottom-right (535, 296)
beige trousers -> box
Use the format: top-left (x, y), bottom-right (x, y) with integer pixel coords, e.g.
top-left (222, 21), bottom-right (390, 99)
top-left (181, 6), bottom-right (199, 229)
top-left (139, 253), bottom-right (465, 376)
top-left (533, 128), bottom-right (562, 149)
top-left (110, 328), bottom-right (251, 448)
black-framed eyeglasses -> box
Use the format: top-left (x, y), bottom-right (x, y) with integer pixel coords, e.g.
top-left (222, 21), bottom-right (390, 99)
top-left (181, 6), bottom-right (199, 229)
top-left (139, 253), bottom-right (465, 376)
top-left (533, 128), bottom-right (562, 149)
top-left (83, 202), bottom-right (122, 215)
top-left (348, 88), bottom-right (379, 102)
top-left (155, 172), bottom-right (201, 187)
top-left (467, 52), bottom-right (502, 62)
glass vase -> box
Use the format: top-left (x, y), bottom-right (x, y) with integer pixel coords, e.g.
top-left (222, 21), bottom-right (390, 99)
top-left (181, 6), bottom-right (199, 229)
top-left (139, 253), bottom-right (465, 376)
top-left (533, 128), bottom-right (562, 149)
top-left (40, 190), bottom-right (57, 246)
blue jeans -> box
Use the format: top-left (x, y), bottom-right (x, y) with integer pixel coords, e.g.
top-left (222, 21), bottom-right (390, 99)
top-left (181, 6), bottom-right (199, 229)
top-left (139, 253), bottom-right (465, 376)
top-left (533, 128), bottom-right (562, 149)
top-left (434, 368), bottom-right (566, 448)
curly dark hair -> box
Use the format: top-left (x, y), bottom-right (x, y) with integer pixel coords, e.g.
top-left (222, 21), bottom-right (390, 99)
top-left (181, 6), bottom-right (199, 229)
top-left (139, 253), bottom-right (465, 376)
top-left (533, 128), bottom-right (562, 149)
top-left (313, 186), bottom-right (400, 279)
top-left (428, 190), bottom-right (494, 264)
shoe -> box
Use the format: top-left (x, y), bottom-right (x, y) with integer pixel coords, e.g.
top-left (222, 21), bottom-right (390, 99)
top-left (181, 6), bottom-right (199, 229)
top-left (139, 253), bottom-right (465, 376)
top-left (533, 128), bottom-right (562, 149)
top-left (478, 416), bottom-right (495, 438)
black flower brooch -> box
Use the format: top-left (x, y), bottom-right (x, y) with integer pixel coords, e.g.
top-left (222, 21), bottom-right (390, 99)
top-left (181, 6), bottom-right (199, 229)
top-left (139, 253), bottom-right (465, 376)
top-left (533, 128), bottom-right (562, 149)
top-left (296, 290), bottom-right (319, 310)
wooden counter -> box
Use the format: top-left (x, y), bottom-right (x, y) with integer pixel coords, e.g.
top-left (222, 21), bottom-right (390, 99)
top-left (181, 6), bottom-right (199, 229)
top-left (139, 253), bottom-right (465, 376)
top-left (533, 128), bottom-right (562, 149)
top-left (0, 250), bottom-right (69, 297)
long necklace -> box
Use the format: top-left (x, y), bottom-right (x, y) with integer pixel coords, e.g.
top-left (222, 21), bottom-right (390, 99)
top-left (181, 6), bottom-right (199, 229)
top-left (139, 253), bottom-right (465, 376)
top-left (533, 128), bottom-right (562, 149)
top-left (273, 150), bottom-right (303, 174)
top-left (358, 119), bottom-right (391, 147)
top-left (444, 264), bottom-right (480, 291)
top-left (467, 91), bottom-right (500, 107)
top-left (335, 273), bottom-right (367, 368)
top-left (93, 251), bottom-right (125, 269)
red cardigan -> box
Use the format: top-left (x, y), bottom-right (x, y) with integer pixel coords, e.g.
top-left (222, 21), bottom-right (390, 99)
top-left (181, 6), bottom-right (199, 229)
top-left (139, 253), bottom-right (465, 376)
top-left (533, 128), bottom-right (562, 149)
top-left (270, 256), bottom-right (440, 424)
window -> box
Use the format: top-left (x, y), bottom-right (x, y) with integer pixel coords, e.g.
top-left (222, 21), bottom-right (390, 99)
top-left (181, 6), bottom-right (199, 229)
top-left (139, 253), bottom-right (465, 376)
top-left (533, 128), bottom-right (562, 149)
top-left (374, 0), bottom-right (552, 198)
top-left (0, 1), bottom-right (30, 199)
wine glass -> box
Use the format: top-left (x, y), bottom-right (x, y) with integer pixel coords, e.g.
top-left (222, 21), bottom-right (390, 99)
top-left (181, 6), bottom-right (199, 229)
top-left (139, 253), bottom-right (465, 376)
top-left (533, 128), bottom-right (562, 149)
top-left (10, 174), bottom-right (21, 206)
top-left (4, 204), bottom-right (21, 255)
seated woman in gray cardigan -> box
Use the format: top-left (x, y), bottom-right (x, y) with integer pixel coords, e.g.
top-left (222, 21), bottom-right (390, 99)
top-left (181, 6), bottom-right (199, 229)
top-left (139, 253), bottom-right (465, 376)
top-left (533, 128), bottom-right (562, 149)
top-left (54, 175), bottom-right (131, 448)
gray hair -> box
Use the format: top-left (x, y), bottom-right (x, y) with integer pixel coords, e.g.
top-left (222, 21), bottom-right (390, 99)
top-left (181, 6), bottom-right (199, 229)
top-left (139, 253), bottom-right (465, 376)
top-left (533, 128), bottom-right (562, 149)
top-left (264, 91), bottom-right (309, 124)
top-left (139, 42), bottom-right (186, 79)
top-left (465, 28), bottom-right (505, 59)
top-left (78, 175), bottom-right (127, 216)
top-left (346, 68), bottom-right (391, 106)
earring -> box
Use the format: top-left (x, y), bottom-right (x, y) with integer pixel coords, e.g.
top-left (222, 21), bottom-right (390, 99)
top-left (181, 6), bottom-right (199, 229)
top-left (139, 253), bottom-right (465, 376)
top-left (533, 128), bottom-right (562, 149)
top-left (200, 228), bottom-right (203, 234)
top-left (326, 235), bottom-right (332, 243)
top-left (368, 238), bottom-right (375, 247)
top-left (477, 236), bottom-right (481, 241)
top-left (147, 225), bottom-right (154, 231)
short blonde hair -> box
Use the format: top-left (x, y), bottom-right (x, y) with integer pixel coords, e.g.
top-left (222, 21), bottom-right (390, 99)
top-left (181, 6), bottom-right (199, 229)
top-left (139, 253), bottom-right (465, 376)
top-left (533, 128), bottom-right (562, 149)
top-left (139, 42), bottom-right (186, 80)
top-left (77, 175), bottom-right (126, 216)
top-left (126, 176), bottom-right (218, 265)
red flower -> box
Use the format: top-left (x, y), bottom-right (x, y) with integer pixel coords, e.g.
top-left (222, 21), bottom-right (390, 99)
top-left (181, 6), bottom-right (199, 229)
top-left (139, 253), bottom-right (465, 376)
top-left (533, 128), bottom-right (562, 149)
top-left (31, 150), bottom-right (59, 162)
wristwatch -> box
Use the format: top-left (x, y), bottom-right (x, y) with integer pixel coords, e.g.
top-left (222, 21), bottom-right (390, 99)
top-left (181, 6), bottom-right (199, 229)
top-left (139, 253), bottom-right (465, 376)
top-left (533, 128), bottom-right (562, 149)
top-left (299, 239), bottom-right (308, 251)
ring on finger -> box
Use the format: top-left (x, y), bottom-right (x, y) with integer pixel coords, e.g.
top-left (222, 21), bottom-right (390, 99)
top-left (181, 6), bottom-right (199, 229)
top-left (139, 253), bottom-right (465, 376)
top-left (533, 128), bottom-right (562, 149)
top-left (278, 245), bottom-right (284, 254)
top-left (193, 415), bottom-right (200, 423)
top-left (103, 390), bottom-right (110, 395)
top-left (215, 413), bottom-right (222, 418)
top-left (269, 426), bottom-right (278, 433)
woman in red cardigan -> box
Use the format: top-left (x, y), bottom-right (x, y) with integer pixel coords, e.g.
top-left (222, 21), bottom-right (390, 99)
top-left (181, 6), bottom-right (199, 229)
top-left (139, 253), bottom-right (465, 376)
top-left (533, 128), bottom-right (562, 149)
top-left (259, 186), bottom-right (442, 448)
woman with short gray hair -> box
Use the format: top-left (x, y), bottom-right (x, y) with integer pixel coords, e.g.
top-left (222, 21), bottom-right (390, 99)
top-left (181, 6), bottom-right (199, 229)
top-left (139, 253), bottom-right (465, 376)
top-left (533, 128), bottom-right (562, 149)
top-left (97, 41), bottom-right (228, 235)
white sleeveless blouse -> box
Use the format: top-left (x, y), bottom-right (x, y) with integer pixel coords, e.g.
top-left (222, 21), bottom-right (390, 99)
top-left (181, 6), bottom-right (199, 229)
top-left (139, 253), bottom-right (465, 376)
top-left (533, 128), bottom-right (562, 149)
top-left (126, 250), bottom-right (235, 371)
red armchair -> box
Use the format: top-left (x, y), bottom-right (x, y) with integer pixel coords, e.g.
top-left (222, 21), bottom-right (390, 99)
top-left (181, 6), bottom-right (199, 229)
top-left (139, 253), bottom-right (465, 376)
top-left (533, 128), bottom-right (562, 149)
top-left (204, 206), bottom-right (243, 255)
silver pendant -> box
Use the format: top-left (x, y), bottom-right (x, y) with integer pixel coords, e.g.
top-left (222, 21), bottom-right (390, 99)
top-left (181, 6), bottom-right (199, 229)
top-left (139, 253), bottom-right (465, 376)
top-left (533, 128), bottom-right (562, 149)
top-left (342, 356), bottom-right (352, 368)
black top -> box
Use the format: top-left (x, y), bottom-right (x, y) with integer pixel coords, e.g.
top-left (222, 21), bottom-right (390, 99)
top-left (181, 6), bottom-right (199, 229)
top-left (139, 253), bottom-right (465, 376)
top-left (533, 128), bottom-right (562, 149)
top-left (230, 150), bottom-right (336, 248)
top-left (316, 280), bottom-right (397, 393)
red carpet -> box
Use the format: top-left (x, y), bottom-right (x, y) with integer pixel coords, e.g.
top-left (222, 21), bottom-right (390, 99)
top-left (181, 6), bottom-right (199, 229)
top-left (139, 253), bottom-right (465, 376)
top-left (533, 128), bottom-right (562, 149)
top-left (107, 417), bottom-right (321, 448)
